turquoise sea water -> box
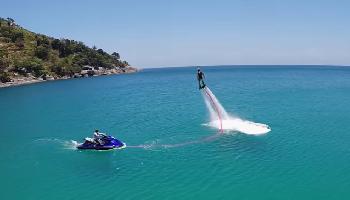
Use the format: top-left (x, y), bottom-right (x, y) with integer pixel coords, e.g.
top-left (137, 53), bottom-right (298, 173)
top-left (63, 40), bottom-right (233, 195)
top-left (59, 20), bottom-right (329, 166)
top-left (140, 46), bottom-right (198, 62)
top-left (1, 66), bottom-right (350, 199)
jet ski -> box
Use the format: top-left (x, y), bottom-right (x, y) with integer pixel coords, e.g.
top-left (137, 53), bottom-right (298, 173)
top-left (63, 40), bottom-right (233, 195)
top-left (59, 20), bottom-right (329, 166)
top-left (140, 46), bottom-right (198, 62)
top-left (77, 135), bottom-right (126, 150)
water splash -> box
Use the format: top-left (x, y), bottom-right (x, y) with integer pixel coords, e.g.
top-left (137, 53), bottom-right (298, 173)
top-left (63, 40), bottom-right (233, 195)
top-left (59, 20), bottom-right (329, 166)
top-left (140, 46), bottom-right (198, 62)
top-left (201, 87), bottom-right (271, 135)
top-left (34, 138), bottom-right (79, 149)
top-left (66, 140), bottom-right (79, 149)
top-left (202, 87), bottom-right (230, 120)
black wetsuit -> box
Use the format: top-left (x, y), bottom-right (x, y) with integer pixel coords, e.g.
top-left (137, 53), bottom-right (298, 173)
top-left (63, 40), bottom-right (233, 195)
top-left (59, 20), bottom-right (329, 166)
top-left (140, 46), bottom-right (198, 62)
top-left (197, 71), bottom-right (206, 89)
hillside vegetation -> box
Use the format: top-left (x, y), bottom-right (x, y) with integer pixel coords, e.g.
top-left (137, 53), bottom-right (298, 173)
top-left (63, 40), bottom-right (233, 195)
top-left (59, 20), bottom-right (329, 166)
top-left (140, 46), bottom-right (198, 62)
top-left (0, 17), bottom-right (132, 83)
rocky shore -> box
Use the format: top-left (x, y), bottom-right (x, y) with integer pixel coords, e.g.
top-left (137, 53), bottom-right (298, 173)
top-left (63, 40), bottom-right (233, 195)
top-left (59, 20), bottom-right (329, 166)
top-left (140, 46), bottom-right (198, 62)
top-left (0, 67), bottom-right (138, 88)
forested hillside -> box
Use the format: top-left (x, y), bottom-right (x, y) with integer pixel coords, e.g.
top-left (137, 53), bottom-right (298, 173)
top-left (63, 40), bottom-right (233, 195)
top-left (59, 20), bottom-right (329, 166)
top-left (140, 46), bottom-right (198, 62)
top-left (0, 17), bottom-right (134, 83)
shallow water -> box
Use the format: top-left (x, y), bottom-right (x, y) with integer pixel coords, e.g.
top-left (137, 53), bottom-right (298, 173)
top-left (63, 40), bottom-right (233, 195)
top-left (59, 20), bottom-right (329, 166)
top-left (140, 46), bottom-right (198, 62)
top-left (1, 66), bottom-right (350, 199)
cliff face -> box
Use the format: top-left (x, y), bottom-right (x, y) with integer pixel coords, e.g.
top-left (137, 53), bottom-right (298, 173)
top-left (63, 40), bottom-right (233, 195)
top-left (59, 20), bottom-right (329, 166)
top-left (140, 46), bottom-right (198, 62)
top-left (0, 17), bottom-right (136, 84)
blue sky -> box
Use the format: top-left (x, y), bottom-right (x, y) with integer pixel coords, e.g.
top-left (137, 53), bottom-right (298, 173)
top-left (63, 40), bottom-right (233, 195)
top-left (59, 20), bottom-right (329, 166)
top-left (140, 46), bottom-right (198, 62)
top-left (1, 0), bottom-right (350, 67)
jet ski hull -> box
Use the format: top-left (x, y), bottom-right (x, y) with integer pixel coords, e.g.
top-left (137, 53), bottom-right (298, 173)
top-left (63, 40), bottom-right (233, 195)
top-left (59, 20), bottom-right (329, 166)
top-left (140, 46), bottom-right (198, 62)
top-left (77, 136), bottom-right (126, 150)
top-left (77, 143), bottom-right (126, 150)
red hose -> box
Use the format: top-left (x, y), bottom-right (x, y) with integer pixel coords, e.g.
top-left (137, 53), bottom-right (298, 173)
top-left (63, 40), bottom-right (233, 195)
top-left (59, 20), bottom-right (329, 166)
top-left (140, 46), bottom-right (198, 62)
top-left (204, 87), bottom-right (223, 133)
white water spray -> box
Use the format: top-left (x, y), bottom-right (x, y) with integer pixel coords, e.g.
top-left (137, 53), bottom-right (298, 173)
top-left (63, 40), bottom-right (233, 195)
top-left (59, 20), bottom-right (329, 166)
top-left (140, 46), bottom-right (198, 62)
top-left (34, 138), bottom-right (79, 150)
top-left (201, 87), bottom-right (271, 135)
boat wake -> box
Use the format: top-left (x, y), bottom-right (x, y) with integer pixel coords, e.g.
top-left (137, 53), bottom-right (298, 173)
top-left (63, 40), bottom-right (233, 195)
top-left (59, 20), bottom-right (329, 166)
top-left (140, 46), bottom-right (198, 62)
top-left (201, 87), bottom-right (271, 135)
top-left (34, 138), bottom-right (79, 150)
top-left (127, 133), bottom-right (220, 150)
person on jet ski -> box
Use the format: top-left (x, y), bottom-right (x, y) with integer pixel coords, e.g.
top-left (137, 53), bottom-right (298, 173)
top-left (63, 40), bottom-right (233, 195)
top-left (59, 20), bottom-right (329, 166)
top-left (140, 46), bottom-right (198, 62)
top-left (93, 130), bottom-right (106, 145)
top-left (197, 67), bottom-right (206, 90)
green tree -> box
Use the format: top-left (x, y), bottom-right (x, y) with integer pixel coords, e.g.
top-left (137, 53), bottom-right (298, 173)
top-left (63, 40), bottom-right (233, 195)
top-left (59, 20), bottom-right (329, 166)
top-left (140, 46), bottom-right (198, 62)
top-left (10, 31), bottom-right (24, 43)
top-left (97, 48), bottom-right (105, 55)
top-left (112, 52), bottom-right (120, 59)
top-left (35, 46), bottom-right (50, 60)
top-left (0, 72), bottom-right (11, 83)
top-left (15, 37), bottom-right (25, 48)
top-left (36, 36), bottom-right (50, 46)
top-left (51, 39), bottom-right (61, 50)
top-left (6, 17), bottom-right (15, 26)
top-left (0, 50), bottom-right (9, 71)
top-left (53, 56), bottom-right (75, 76)
top-left (6, 18), bottom-right (14, 23)
top-left (15, 57), bottom-right (44, 77)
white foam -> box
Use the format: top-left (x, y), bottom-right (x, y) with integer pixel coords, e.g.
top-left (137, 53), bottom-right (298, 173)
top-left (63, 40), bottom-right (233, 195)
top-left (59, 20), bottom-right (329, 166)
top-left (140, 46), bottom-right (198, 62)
top-left (206, 118), bottom-right (271, 135)
top-left (201, 87), bottom-right (271, 135)
top-left (64, 140), bottom-right (79, 149)
top-left (34, 138), bottom-right (79, 149)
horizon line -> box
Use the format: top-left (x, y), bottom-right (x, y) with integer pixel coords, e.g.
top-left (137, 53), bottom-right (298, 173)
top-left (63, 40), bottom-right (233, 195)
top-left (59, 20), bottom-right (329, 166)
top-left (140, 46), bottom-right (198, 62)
top-left (138, 64), bottom-right (350, 70)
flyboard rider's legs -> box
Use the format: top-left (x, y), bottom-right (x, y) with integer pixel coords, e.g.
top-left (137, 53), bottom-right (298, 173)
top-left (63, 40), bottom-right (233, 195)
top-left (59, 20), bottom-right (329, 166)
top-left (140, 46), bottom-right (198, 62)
top-left (199, 79), bottom-right (206, 89)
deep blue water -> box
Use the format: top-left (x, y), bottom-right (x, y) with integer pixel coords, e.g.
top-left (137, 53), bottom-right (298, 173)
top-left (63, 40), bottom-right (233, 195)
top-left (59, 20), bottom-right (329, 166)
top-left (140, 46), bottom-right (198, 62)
top-left (1, 66), bottom-right (350, 199)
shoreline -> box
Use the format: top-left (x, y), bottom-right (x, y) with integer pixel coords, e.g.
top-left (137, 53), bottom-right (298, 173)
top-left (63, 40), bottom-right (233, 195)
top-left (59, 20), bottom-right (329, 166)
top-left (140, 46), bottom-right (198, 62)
top-left (0, 67), bottom-right (138, 88)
